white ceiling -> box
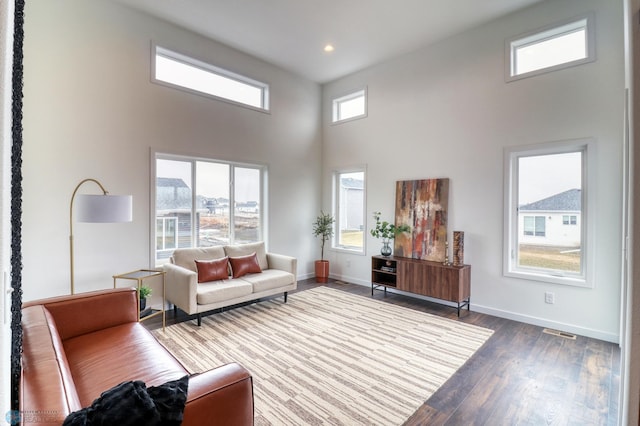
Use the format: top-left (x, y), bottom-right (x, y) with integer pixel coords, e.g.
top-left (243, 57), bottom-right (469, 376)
top-left (113, 0), bottom-right (544, 83)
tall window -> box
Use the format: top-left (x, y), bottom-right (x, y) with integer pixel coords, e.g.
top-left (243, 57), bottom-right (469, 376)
top-left (506, 14), bottom-right (595, 81)
top-left (154, 153), bottom-right (265, 265)
top-left (333, 169), bottom-right (366, 253)
top-left (332, 88), bottom-right (367, 123)
top-left (152, 45), bottom-right (269, 111)
top-left (504, 139), bottom-right (593, 287)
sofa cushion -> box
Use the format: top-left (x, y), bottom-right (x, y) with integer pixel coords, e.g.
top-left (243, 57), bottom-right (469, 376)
top-left (172, 246), bottom-right (226, 272)
top-left (195, 257), bottom-right (229, 283)
top-left (196, 280), bottom-right (253, 305)
top-left (224, 242), bottom-right (268, 270)
top-left (63, 323), bottom-right (188, 407)
top-left (240, 269), bottom-right (296, 293)
top-left (229, 253), bottom-right (262, 279)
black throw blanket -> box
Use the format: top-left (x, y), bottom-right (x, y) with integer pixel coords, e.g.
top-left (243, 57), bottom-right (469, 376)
top-left (63, 376), bottom-right (189, 426)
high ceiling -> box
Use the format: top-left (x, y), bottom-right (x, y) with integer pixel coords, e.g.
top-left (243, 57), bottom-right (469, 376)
top-left (113, 0), bottom-right (544, 83)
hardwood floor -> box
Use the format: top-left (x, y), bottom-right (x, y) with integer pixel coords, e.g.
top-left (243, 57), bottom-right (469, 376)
top-left (145, 278), bottom-right (620, 425)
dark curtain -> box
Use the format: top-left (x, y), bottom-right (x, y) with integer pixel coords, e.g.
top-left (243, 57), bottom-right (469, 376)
top-left (11, 0), bottom-right (25, 417)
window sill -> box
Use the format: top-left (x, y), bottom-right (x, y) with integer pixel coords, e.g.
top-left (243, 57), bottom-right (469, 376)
top-left (332, 246), bottom-right (365, 256)
top-left (504, 269), bottom-right (590, 288)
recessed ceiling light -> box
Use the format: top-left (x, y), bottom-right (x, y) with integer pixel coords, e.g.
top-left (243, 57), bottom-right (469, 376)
top-left (324, 44), bottom-right (335, 53)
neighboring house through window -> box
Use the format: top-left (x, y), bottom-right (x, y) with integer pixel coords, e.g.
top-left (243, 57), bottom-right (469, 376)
top-left (519, 189), bottom-right (581, 243)
top-left (523, 215), bottom-right (546, 237)
top-left (333, 168), bottom-right (366, 253)
top-left (153, 152), bottom-right (266, 265)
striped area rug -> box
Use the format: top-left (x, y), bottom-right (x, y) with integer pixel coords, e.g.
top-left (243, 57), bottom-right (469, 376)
top-left (153, 286), bottom-right (493, 425)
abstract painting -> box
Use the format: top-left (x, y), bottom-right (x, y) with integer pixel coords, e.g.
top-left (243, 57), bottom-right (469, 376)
top-left (394, 178), bottom-right (449, 261)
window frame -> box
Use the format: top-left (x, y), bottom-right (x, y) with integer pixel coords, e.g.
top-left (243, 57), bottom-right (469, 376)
top-left (503, 138), bottom-right (595, 287)
top-left (331, 166), bottom-right (367, 255)
top-left (150, 150), bottom-right (268, 267)
top-left (331, 88), bottom-right (367, 124)
top-left (505, 13), bottom-right (595, 82)
top-left (523, 215), bottom-right (546, 237)
top-left (152, 44), bottom-right (270, 112)
top-left (156, 216), bottom-right (178, 252)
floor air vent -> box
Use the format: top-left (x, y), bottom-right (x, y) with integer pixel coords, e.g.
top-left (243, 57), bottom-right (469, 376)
top-left (543, 328), bottom-right (576, 340)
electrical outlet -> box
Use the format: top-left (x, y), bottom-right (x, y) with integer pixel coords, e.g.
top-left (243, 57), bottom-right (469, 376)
top-left (346, 260), bottom-right (351, 268)
top-left (545, 292), bottom-right (555, 304)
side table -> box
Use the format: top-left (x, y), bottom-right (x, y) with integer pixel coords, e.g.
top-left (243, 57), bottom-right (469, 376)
top-left (113, 269), bottom-right (165, 331)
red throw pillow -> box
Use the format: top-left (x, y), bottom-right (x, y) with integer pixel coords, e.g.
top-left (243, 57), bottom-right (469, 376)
top-left (229, 252), bottom-right (262, 278)
top-left (194, 257), bottom-right (229, 283)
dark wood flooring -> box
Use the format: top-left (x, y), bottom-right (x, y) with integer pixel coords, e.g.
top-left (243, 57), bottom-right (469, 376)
top-left (144, 278), bottom-right (620, 425)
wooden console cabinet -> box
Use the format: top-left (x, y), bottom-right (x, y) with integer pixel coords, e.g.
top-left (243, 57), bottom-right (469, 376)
top-left (371, 255), bottom-right (470, 316)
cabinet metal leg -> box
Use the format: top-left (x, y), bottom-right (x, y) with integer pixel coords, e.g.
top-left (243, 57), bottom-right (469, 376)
top-left (457, 299), bottom-right (470, 317)
top-left (372, 283), bottom-right (389, 296)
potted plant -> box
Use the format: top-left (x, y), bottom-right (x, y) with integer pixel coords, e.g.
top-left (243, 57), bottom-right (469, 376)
top-left (138, 286), bottom-right (152, 311)
top-left (313, 211), bottom-right (335, 283)
top-left (370, 211), bottom-right (410, 256)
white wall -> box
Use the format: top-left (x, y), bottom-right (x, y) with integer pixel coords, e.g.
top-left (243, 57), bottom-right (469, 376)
top-left (18, 0), bottom-right (623, 341)
top-left (21, 0), bottom-right (322, 301)
top-left (323, 0), bottom-right (625, 342)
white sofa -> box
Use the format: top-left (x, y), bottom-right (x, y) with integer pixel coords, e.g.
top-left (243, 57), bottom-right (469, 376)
top-left (164, 242), bottom-right (297, 325)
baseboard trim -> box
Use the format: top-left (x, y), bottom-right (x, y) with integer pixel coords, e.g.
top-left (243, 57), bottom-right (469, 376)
top-left (297, 272), bottom-right (315, 280)
top-left (329, 274), bottom-right (369, 287)
top-left (325, 274), bottom-right (619, 344)
top-left (471, 304), bottom-right (619, 344)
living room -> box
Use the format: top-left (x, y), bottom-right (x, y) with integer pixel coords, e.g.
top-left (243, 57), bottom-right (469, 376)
top-left (1, 0), bottom-right (639, 423)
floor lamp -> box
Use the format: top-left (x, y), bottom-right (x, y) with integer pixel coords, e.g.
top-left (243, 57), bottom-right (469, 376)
top-left (69, 178), bottom-right (132, 294)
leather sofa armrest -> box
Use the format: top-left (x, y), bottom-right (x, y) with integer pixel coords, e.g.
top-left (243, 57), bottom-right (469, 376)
top-left (266, 253), bottom-right (297, 277)
top-left (22, 288), bottom-right (138, 341)
top-left (183, 363), bottom-right (254, 426)
top-left (164, 263), bottom-right (199, 315)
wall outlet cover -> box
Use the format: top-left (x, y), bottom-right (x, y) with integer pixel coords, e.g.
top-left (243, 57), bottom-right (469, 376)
top-left (545, 292), bottom-right (555, 304)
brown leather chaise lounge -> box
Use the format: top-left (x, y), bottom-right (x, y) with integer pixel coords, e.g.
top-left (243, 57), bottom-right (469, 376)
top-left (21, 288), bottom-right (254, 425)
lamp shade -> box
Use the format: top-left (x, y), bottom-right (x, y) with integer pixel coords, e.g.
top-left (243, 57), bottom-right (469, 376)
top-left (75, 194), bottom-right (133, 223)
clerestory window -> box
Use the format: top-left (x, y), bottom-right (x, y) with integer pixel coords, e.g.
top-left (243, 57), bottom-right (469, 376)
top-left (152, 45), bottom-right (269, 111)
top-left (332, 88), bottom-right (367, 123)
top-left (506, 13), bottom-right (595, 82)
